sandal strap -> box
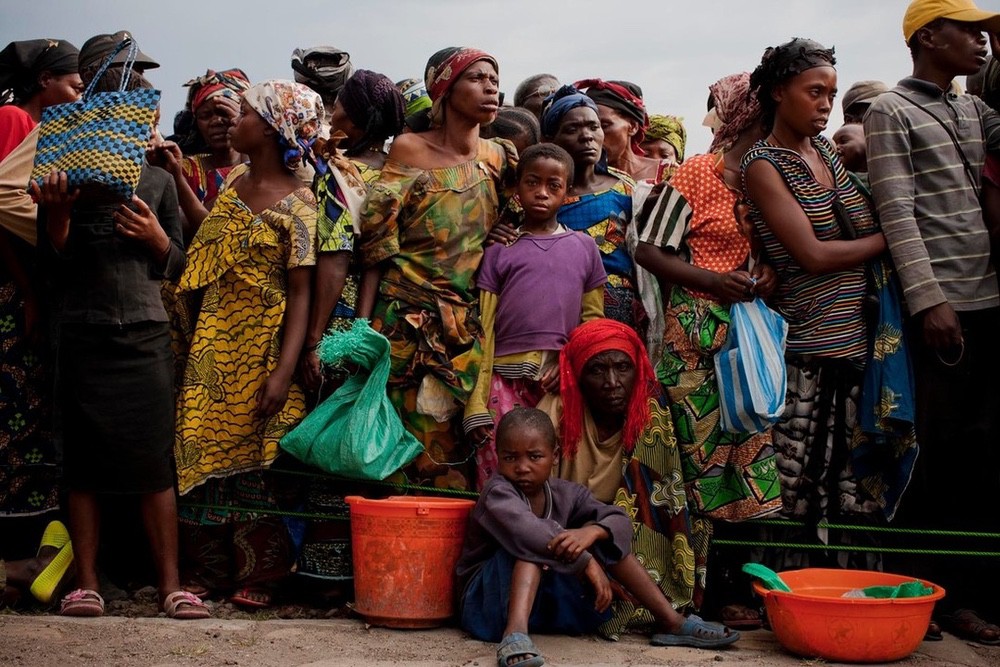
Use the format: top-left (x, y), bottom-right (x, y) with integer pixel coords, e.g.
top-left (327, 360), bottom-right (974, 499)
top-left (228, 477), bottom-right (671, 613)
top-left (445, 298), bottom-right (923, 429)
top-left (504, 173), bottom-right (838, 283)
top-left (681, 614), bottom-right (733, 639)
top-left (163, 590), bottom-right (207, 612)
top-left (497, 632), bottom-right (541, 660)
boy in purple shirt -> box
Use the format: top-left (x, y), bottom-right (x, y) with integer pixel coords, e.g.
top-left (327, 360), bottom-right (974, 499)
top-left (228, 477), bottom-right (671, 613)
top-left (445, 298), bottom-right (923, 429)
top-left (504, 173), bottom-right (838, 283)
top-left (464, 144), bottom-right (607, 490)
top-left (456, 408), bottom-right (738, 667)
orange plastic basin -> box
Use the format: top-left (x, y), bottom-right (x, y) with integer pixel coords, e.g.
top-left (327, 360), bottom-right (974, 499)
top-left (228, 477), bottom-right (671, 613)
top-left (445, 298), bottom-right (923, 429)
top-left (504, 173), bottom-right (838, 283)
top-left (753, 568), bottom-right (944, 663)
top-left (346, 495), bottom-right (475, 629)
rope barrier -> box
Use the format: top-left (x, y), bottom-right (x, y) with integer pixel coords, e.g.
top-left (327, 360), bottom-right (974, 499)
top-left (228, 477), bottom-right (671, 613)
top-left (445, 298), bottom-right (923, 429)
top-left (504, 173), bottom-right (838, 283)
top-left (712, 539), bottom-right (1000, 558)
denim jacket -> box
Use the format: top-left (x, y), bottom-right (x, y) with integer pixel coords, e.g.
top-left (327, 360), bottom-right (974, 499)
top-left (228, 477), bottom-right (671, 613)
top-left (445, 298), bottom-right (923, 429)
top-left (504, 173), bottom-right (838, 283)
top-left (40, 164), bottom-right (184, 325)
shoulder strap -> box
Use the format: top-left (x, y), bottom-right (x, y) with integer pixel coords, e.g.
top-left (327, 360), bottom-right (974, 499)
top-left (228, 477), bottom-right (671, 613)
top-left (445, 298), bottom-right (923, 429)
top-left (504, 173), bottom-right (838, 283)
top-left (892, 90), bottom-right (981, 197)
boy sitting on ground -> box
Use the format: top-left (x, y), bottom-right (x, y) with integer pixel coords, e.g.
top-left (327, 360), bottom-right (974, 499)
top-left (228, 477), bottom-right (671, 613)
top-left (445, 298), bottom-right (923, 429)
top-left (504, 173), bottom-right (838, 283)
top-left (456, 407), bottom-right (738, 667)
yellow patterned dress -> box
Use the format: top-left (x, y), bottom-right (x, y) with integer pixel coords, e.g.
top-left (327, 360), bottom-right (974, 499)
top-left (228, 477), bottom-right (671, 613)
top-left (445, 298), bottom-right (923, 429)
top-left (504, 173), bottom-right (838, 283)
top-left (174, 164), bottom-right (318, 495)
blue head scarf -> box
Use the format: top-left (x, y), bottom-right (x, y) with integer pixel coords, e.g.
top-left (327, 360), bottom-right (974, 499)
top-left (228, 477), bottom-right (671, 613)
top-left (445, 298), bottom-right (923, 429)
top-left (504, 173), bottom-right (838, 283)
top-left (539, 85), bottom-right (597, 139)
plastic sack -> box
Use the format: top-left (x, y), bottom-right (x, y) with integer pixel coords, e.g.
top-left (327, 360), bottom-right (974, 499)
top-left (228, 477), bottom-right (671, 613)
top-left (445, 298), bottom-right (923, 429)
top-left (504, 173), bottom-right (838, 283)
top-left (714, 298), bottom-right (788, 433)
top-left (280, 319), bottom-right (422, 480)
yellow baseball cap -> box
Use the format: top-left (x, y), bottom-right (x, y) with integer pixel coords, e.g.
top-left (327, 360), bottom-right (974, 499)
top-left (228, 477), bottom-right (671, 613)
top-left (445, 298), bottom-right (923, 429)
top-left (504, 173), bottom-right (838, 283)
top-left (904, 0), bottom-right (1000, 42)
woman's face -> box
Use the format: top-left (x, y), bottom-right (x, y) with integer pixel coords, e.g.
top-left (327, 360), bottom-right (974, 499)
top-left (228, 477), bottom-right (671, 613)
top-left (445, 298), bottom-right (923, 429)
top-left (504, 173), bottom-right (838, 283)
top-left (773, 65), bottom-right (837, 137)
top-left (38, 71), bottom-right (84, 108)
top-left (228, 99), bottom-right (270, 153)
top-left (446, 60), bottom-right (500, 125)
top-left (552, 106), bottom-right (603, 168)
top-left (195, 99), bottom-right (234, 153)
top-left (640, 138), bottom-right (677, 162)
top-left (329, 98), bottom-right (362, 142)
top-left (579, 350), bottom-right (636, 419)
top-left (596, 105), bottom-right (636, 162)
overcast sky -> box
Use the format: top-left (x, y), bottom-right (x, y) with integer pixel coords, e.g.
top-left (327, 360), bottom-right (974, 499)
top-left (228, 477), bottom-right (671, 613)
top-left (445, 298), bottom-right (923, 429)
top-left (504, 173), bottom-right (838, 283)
top-left (5, 0), bottom-right (998, 154)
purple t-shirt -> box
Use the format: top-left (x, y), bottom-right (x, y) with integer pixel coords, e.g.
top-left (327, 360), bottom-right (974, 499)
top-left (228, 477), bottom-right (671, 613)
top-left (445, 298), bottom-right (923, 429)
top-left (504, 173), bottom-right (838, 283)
top-left (477, 231), bottom-right (606, 357)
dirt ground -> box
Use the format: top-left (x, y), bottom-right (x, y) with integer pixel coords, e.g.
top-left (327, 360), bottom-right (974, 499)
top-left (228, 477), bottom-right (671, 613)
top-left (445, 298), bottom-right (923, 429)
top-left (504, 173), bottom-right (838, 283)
top-left (2, 611), bottom-right (1000, 667)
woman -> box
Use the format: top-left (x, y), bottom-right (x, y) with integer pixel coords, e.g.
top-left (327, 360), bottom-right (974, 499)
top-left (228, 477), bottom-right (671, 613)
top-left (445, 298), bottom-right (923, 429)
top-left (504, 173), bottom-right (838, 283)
top-left (301, 70), bottom-right (406, 392)
top-left (538, 86), bottom-right (642, 330)
top-left (151, 68), bottom-right (250, 240)
top-left (34, 59), bottom-right (208, 619)
top-left (539, 318), bottom-right (729, 642)
top-left (356, 47), bottom-right (514, 491)
top-left (741, 39), bottom-right (917, 567)
top-left (174, 80), bottom-right (322, 607)
top-left (0, 39), bottom-right (81, 532)
top-left (635, 72), bottom-right (782, 628)
top-left (641, 114), bottom-right (686, 165)
top-left (577, 79), bottom-right (667, 184)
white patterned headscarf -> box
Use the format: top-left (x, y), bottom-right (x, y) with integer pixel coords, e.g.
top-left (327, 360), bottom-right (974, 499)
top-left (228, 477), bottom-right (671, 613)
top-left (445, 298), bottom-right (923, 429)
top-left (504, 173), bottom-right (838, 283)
top-left (244, 79), bottom-right (324, 171)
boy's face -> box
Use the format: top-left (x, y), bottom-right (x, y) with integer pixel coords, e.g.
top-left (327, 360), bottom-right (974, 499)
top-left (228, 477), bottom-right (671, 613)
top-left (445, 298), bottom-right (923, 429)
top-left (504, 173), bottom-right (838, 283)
top-left (925, 19), bottom-right (989, 76)
top-left (497, 426), bottom-right (557, 496)
top-left (517, 156), bottom-right (569, 221)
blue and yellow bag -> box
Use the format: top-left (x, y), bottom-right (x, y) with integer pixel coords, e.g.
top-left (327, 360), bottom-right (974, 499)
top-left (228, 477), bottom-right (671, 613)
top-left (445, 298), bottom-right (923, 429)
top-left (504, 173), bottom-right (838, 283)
top-left (30, 38), bottom-right (160, 201)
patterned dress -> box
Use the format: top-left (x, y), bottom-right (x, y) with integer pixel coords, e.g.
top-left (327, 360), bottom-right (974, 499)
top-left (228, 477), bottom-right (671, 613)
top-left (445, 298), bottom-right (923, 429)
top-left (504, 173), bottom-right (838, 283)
top-left (181, 154), bottom-right (239, 212)
top-left (174, 164), bottom-right (317, 495)
top-left (638, 153), bottom-right (782, 522)
top-left (558, 170), bottom-right (643, 329)
top-left (359, 138), bottom-right (515, 490)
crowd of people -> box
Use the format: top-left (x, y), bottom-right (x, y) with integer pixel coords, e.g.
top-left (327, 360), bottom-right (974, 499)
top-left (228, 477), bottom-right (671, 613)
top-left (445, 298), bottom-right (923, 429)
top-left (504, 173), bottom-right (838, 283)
top-left (2, 0), bottom-right (1000, 662)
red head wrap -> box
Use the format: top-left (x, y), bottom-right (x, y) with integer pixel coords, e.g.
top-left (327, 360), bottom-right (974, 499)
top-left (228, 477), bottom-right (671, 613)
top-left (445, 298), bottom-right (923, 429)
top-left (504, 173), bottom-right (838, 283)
top-left (185, 68), bottom-right (251, 112)
top-left (574, 78), bottom-right (649, 157)
top-left (559, 319), bottom-right (658, 458)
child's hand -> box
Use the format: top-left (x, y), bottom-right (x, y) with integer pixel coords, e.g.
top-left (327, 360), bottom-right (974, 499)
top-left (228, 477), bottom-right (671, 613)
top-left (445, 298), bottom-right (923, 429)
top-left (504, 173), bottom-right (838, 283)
top-left (486, 221), bottom-right (518, 246)
top-left (468, 424), bottom-right (493, 449)
top-left (547, 525), bottom-right (607, 563)
top-left (583, 558), bottom-right (612, 613)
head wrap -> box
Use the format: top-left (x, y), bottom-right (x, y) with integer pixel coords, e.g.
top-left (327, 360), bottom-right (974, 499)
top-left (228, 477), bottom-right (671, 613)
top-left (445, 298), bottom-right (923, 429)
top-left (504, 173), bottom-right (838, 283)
top-left (0, 39), bottom-right (79, 104)
top-left (243, 79), bottom-right (324, 171)
top-left (397, 77), bottom-right (432, 118)
top-left (78, 31), bottom-right (158, 74)
top-left (576, 78), bottom-right (649, 154)
top-left (646, 114), bottom-right (686, 162)
top-left (424, 46), bottom-right (498, 125)
top-left (539, 84), bottom-right (598, 139)
top-left (185, 68), bottom-right (250, 112)
top-left (749, 38), bottom-right (836, 130)
top-left (338, 70), bottom-right (406, 152)
top-left (558, 319), bottom-right (658, 458)
top-left (291, 46), bottom-right (352, 101)
top-left (707, 72), bottom-right (763, 153)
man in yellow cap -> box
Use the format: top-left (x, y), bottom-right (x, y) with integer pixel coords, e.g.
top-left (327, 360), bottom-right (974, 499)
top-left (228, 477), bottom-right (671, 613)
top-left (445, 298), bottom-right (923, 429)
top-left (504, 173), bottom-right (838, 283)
top-left (865, 0), bottom-right (1000, 646)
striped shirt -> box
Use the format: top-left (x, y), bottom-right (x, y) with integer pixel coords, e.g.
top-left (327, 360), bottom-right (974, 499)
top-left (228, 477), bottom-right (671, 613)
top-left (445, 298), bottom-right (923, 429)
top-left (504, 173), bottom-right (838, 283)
top-left (865, 77), bottom-right (1000, 314)
top-left (741, 137), bottom-right (873, 362)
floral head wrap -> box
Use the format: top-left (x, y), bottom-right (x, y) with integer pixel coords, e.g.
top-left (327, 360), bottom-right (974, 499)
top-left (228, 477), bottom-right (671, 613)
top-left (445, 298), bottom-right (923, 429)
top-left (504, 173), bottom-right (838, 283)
top-left (706, 72), bottom-right (762, 154)
top-left (424, 46), bottom-right (498, 125)
top-left (559, 319), bottom-right (658, 458)
top-left (646, 114), bottom-right (686, 162)
top-left (185, 68), bottom-right (250, 112)
top-left (243, 79), bottom-right (324, 171)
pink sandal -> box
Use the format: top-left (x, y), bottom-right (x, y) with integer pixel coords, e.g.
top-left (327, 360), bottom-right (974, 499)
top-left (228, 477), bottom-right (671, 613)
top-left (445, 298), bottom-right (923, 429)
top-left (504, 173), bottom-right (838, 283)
top-left (60, 588), bottom-right (104, 617)
top-left (162, 590), bottom-right (211, 620)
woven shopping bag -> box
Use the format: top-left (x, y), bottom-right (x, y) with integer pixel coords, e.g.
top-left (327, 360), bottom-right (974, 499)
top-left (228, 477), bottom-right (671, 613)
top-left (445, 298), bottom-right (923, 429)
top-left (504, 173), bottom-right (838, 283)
top-left (714, 298), bottom-right (788, 434)
top-left (30, 39), bottom-right (160, 201)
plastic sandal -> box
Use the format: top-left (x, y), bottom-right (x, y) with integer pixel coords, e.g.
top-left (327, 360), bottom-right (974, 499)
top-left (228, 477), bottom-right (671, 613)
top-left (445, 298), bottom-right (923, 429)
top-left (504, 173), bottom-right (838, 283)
top-left (60, 588), bottom-right (104, 617)
top-left (30, 541), bottom-right (75, 603)
top-left (162, 591), bottom-right (211, 620)
top-left (496, 632), bottom-right (545, 667)
top-left (719, 603), bottom-right (764, 630)
top-left (230, 587), bottom-right (271, 609)
top-left (651, 614), bottom-right (740, 649)
top-left (38, 521), bottom-right (71, 551)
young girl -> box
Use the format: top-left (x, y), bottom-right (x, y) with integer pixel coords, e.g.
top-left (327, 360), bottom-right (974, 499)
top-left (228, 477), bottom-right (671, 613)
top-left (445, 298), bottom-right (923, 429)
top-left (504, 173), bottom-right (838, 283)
top-left (464, 144), bottom-right (606, 490)
top-left (173, 80), bottom-right (321, 608)
top-left (33, 62), bottom-right (208, 619)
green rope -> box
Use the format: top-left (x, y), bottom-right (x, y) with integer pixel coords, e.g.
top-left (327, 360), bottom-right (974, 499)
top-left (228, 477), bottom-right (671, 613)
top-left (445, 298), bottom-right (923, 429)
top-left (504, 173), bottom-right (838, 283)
top-left (743, 518), bottom-right (1000, 540)
top-left (713, 539), bottom-right (1000, 558)
top-left (264, 467), bottom-right (480, 499)
top-left (180, 502), bottom-right (349, 522)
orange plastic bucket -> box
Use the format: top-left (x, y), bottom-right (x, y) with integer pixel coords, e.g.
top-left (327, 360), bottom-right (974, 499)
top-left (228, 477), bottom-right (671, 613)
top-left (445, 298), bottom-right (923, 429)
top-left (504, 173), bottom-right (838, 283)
top-left (753, 568), bottom-right (945, 663)
top-left (346, 495), bottom-right (475, 628)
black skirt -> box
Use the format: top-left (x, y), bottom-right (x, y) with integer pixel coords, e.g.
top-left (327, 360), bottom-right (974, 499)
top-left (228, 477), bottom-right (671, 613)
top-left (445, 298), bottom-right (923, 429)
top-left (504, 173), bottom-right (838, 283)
top-left (58, 321), bottom-right (175, 494)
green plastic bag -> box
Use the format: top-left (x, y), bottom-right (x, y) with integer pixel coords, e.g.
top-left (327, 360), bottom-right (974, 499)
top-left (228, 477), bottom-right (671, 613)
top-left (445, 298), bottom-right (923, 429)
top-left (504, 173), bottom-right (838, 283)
top-left (279, 319), bottom-right (422, 480)
top-left (842, 581), bottom-right (933, 598)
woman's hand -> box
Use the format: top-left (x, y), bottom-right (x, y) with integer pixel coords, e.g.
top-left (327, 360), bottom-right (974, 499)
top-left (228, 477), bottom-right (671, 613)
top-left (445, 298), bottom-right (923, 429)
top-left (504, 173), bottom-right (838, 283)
top-left (583, 558), bottom-right (612, 613)
top-left (299, 346), bottom-right (323, 392)
top-left (751, 263), bottom-right (778, 299)
top-left (711, 270), bottom-right (756, 303)
top-left (539, 365), bottom-right (560, 394)
top-left (548, 525), bottom-right (607, 563)
top-left (146, 140), bottom-right (184, 178)
top-left (468, 424), bottom-right (493, 449)
top-left (30, 170), bottom-right (79, 220)
top-left (113, 196), bottom-right (170, 256)
top-left (486, 221), bottom-right (518, 246)
top-left (257, 370), bottom-right (291, 418)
